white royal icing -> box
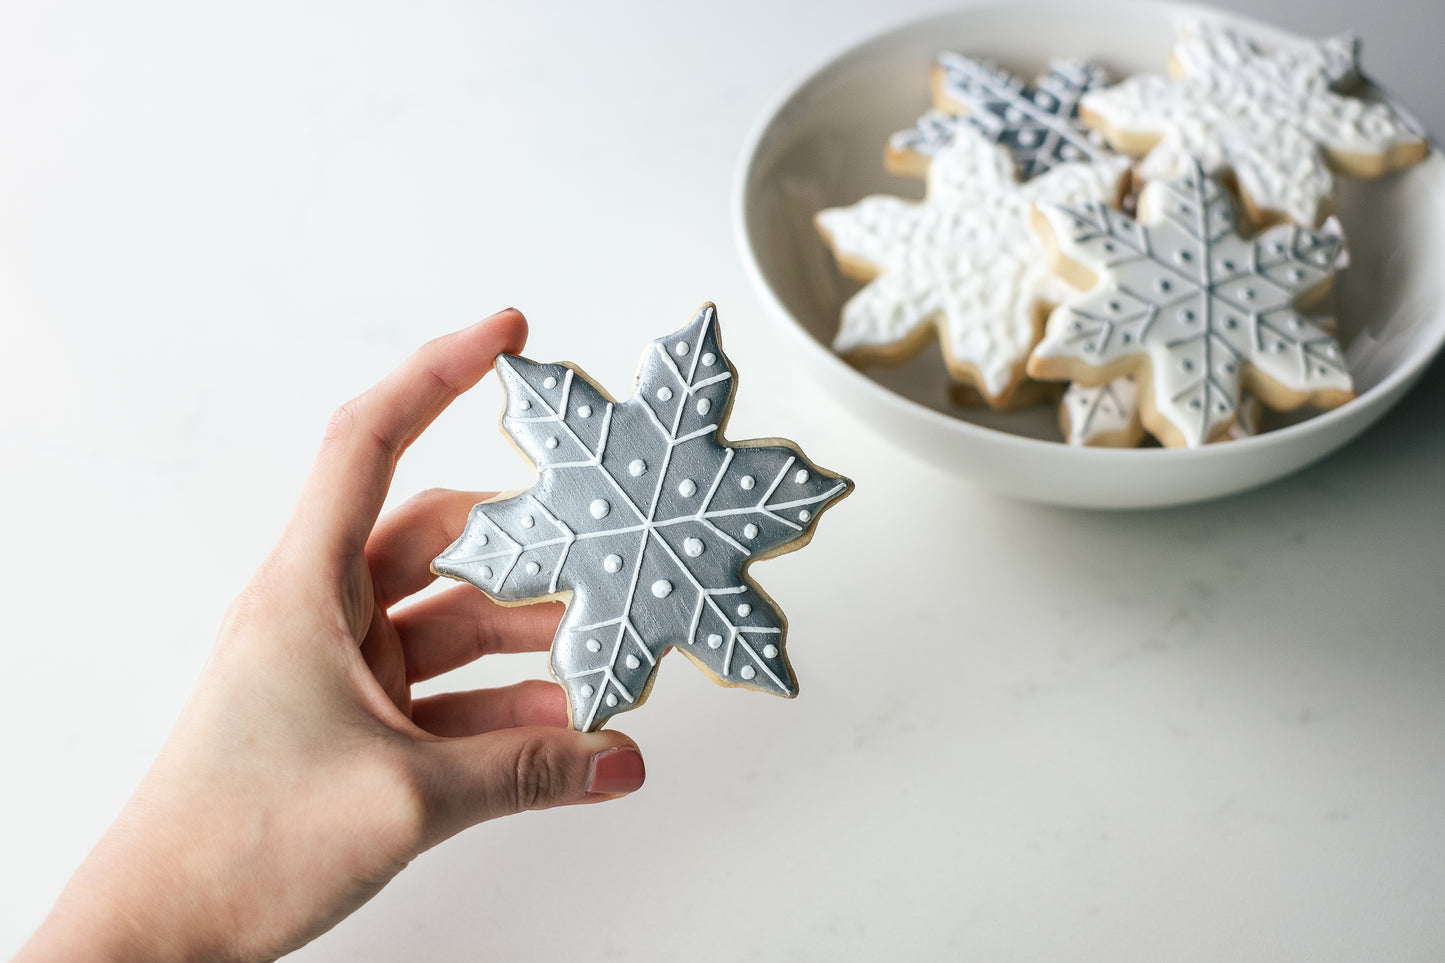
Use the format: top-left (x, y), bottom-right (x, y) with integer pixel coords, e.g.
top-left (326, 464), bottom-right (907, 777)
top-left (1031, 161), bottom-right (1351, 447)
top-left (817, 129), bottom-right (1129, 402)
top-left (1081, 22), bottom-right (1426, 226)
top-left (1061, 375), bottom-right (1140, 446)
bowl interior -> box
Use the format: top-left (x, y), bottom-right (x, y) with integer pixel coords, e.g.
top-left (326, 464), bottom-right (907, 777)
top-left (737, 0), bottom-right (1445, 504)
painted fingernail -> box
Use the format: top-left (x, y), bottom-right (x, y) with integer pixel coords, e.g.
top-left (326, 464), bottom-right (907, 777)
top-left (586, 747), bottom-right (645, 796)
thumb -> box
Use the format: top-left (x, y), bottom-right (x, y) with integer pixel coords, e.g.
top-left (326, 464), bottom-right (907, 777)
top-left (418, 727), bottom-right (644, 841)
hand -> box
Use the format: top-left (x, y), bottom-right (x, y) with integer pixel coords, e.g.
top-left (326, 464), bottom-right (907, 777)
top-left (17, 309), bottom-right (645, 963)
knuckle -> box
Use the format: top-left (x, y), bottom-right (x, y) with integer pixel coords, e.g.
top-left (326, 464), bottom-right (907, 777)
top-left (322, 396), bottom-right (366, 448)
top-left (511, 737), bottom-right (574, 812)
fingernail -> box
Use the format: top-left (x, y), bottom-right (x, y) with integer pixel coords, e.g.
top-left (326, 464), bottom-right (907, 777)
top-left (586, 747), bottom-right (645, 796)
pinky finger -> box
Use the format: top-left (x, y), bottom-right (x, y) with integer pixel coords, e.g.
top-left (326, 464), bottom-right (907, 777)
top-left (412, 680), bottom-right (569, 737)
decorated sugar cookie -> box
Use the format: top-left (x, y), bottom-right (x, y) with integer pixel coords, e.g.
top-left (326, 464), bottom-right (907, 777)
top-left (432, 305), bottom-right (852, 732)
top-left (1060, 376), bottom-right (1145, 448)
top-left (888, 55), bottom-right (1118, 181)
top-left (1028, 160), bottom-right (1352, 448)
top-left (1060, 377), bottom-right (1262, 447)
top-left (1081, 22), bottom-right (1427, 227)
top-left (816, 128), bottom-right (1129, 407)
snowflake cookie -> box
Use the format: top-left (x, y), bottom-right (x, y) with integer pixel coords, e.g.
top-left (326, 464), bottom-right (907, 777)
top-left (816, 128), bottom-right (1129, 406)
top-left (432, 304), bottom-right (853, 731)
top-left (1028, 160), bottom-right (1352, 448)
top-left (888, 55), bottom-right (1118, 181)
top-left (1080, 21), bottom-right (1427, 227)
top-left (1060, 376), bottom-right (1262, 447)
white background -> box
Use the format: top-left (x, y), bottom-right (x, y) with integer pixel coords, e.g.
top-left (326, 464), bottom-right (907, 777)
top-left (2, 0), bottom-right (1444, 959)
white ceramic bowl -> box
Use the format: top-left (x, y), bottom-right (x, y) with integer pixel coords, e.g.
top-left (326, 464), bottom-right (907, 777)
top-left (734, 0), bottom-right (1445, 509)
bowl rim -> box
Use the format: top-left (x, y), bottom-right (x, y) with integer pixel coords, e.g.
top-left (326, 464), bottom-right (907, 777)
top-left (731, 0), bottom-right (1445, 465)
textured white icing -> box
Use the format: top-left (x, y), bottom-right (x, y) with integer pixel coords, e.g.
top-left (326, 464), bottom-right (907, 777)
top-left (1032, 162), bottom-right (1350, 447)
top-left (1082, 22), bottom-right (1425, 226)
top-left (818, 129), bottom-right (1129, 400)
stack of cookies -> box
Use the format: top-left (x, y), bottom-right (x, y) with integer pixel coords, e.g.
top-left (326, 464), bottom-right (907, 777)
top-left (815, 22), bottom-right (1428, 448)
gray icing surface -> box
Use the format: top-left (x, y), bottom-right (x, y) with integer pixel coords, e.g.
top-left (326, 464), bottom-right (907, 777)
top-left (892, 55), bottom-right (1116, 181)
top-left (433, 304), bottom-right (853, 731)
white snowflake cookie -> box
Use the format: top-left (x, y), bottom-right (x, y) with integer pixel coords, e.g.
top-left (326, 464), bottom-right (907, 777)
top-left (1080, 21), bottom-right (1427, 227)
top-left (1027, 160), bottom-right (1353, 448)
top-left (888, 55), bottom-right (1118, 181)
top-left (432, 304), bottom-right (853, 731)
top-left (816, 128), bottom-right (1129, 407)
top-left (1060, 377), bottom-right (1263, 447)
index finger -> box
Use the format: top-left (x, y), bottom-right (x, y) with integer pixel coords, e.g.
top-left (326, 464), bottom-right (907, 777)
top-left (292, 308), bottom-right (528, 562)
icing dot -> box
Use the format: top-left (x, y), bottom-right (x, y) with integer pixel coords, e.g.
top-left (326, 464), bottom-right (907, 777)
top-left (476, 533), bottom-right (488, 546)
top-left (605, 693), bottom-right (618, 707)
top-left (1176, 249), bottom-right (1192, 263)
top-left (678, 479), bottom-right (697, 497)
top-left (675, 341), bottom-right (690, 357)
top-left (1083, 341), bottom-right (1097, 352)
top-left (707, 633), bottom-right (723, 649)
top-left (1107, 300), bottom-right (1122, 313)
top-left (1241, 288), bottom-right (1256, 301)
top-left (544, 436), bottom-right (558, 449)
top-left (1069, 320), bottom-right (1083, 332)
top-left (603, 553), bottom-right (623, 573)
top-left (625, 654), bottom-right (641, 669)
top-left (683, 537), bottom-right (704, 557)
top-left (740, 475), bottom-right (756, 490)
top-left (696, 398), bottom-right (711, 416)
top-left (580, 684), bottom-right (595, 697)
top-left (737, 603), bottom-right (752, 617)
top-left (518, 399), bottom-right (531, 411)
top-left (524, 561), bottom-right (540, 575)
top-left (628, 459), bottom-right (647, 476)
top-left (479, 565), bottom-right (492, 580)
top-left (578, 404), bottom-right (592, 418)
top-left (652, 580), bottom-right (673, 599)
top-left (1102, 242), bottom-right (1116, 253)
top-left (543, 376), bottom-right (557, 389)
top-left (1219, 259), bottom-right (1236, 272)
top-left (1216, 402), bottom-right (1229, 413)
top-left (793, 469), bottom-right (809, 484)
top-left (521, 515), bottom-right (534, 528)
top-left (1179, 309), bottom-right (1196, 323)
top-left (1287, 317), bottom-right (1303, 330)
top-left (589, 499), bottom-right (610, 519)
top-left (740, 665), bottom-right (757, 680)
top-left (763, 644), bottom-right (779, 659)
top-left (1156, 278), bottom-right (1172, 293)
top-left (1225, 317), bottom-right (1239, 329)
top-left (1189, 399), bottom-right (1202, 410)
top-left (743, 523), bottom-right (759, 539)
top-left (1181, 359), bottom-right (1194, 372)
top-left (1287, 269), bottom-right (1304, 282)
top-left (701, 352), bottom-right (716, 366)
top-left (798, 510), bottom-right (811, 522)
top-left (657, 386), bottom-right (673, 401)
top-left (586, 638), bottom-right (602, 653)
top-left (1121, 332), bottom-right (1133, 344)
top-left (1273, 341), bottom-right (1286, 352)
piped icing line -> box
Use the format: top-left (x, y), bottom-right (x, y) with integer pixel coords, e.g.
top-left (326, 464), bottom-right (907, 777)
top-left (817, 127), bottom-right (1130, 404)
top-left (432, 304), bottom-right (853, 731)
top-left (890, 55), bottom-right (1119, 181)
top-left (1080, 21), bottom-right (1427, 227)
top-left (1027, 159), bottom-right (1353, 448)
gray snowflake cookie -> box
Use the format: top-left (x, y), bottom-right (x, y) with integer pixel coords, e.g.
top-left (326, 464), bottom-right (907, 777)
top-left (432, 304), bottom-right (853, 731)
top-left (888, 55), bottom-right (1117, 181)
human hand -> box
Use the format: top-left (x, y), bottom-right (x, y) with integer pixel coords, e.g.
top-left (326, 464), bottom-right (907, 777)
top-left (17, 309), bottom-right (645, 963)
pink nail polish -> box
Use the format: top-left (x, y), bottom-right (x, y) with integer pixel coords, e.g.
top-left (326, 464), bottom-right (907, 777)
top-left (586, 748), bottom-right (645, 795)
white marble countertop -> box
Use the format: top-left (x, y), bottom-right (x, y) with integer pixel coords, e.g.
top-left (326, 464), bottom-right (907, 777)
top-left (3, 1), bottom-right (1444, 959)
